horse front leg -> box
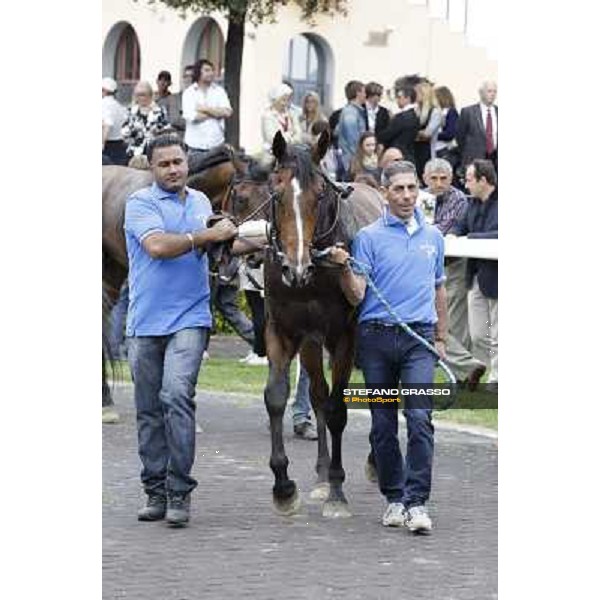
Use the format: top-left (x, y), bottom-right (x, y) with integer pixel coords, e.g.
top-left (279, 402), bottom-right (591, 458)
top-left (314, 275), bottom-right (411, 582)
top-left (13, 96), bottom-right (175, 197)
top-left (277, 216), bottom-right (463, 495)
top-left (322, 329), bottom-right (355, 518)
top-left (264, 322), bottom-right (300, 515)
top-left (299, 341), bottom-right (331, 502)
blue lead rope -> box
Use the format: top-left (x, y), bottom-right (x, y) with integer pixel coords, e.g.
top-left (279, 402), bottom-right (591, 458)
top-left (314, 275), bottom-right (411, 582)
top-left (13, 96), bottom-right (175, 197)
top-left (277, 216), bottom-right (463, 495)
top-left (347, 257), bottom-right (457, 386)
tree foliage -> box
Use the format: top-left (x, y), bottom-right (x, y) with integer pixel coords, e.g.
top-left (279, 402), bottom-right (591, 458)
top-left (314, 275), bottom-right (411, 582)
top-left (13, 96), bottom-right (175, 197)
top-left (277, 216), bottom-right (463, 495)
top-left (147, 0), bottom-right (347, 25)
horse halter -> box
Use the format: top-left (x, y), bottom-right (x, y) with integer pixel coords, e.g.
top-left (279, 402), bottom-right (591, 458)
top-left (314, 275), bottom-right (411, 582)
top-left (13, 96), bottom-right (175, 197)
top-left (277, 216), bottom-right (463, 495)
top-left (266, 164), bottom-right (342, 267)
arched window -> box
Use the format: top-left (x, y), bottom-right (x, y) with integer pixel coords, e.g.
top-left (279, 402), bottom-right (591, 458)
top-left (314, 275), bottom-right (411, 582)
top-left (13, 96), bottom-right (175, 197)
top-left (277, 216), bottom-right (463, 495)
top-left (196, 20), bottom-right (225, 78)
top-left (282, 34), bottom-right (333, 111)
top-left (114, 25), bottom-right (140, 100)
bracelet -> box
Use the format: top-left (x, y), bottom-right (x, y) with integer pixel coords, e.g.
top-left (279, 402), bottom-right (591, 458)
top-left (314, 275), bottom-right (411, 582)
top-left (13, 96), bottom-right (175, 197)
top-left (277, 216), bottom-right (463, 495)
top-left (435, 337), bottom-right (447, 344)
top-left (186, 232), bottom-right (195, 251)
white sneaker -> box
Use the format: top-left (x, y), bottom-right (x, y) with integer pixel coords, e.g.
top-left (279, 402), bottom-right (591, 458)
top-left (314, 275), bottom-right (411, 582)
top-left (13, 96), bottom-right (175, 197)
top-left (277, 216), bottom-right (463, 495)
top-left (239, 351), bottom-right (255, 363)
top-left (203, 350), bottom-right (210, 361)
top-left (246, 354), bottom-right (268, 366)
top-left (405, 505), bottom-right (432, 534)
top-left (382, 502), bottom-right (407, 527)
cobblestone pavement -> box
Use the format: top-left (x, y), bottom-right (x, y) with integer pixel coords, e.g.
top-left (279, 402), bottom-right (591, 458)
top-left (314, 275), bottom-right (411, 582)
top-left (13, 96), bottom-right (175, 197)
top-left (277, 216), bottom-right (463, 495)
top-left (103, 386), bottom-right (497, 600)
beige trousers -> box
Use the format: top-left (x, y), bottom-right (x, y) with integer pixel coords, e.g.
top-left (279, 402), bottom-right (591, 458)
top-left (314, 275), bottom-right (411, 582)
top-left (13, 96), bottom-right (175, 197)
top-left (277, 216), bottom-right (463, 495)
top-left (444, 259), bottom-right (486, 380)
top-left (468, 276), bottom-right (498, 383)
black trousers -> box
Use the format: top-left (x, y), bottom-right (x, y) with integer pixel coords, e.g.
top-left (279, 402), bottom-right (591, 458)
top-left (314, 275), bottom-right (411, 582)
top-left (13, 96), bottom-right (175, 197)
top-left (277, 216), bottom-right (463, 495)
top-left (244, 290), bottom-right (266, 357)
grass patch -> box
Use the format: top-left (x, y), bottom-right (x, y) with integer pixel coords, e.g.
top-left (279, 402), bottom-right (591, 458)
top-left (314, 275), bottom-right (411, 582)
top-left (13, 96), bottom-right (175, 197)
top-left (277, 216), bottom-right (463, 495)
top-left (109, 357), bottom-right (497, 430)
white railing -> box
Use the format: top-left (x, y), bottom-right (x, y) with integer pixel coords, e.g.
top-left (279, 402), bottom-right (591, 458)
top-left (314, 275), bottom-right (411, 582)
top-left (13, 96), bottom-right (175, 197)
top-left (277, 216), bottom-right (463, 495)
top-left (445, 236), bottom-right (498, 260)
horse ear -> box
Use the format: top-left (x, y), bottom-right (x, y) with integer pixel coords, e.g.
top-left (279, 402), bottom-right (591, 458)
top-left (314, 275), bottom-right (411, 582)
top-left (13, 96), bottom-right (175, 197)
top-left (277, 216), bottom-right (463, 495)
top-left (272, 131), bottom-right (287, 163)
top-left (312, 130), bottom-right (330, 164)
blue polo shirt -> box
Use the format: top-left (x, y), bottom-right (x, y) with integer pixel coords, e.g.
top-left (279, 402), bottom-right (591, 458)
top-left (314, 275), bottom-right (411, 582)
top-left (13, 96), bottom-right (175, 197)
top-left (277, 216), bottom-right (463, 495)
top-left (351, 206), bottom-right (445, 325)
top-left (124, 183), bottom-right (213, 336)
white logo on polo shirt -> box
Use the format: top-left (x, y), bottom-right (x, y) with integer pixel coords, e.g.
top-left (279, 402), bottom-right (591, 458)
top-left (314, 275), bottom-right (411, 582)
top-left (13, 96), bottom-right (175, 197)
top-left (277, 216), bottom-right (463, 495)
top-left (420, 243), bottom-right (436, 258)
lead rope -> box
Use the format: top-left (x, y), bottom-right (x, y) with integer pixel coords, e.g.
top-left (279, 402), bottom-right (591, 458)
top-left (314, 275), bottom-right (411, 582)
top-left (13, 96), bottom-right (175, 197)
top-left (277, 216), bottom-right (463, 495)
top-left (347, 257), bottom-right (457, 386)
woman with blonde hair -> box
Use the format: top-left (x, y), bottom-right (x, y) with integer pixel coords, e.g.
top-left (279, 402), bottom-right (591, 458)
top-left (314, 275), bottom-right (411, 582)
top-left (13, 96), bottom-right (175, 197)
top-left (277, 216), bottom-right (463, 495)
top-left (261, 83), bottom-right (301, 152)
top-left (299, 91), bottom-right (327, 144)
top-left (122, 80), bottom-right (170, 162)
top-left (414, 79), bottom-right (442, 180)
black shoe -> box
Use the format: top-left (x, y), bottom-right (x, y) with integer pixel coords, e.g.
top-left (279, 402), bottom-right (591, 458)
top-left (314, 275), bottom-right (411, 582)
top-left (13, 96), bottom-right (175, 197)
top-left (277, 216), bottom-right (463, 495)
top-left (294, 421), bottom-right (318, 441)
top-left (466, 365), bottom-right (486, 392)
top-left (137, 493), bottom-right (167, 521)
top-left (166, 493), bottom-right (191, 527)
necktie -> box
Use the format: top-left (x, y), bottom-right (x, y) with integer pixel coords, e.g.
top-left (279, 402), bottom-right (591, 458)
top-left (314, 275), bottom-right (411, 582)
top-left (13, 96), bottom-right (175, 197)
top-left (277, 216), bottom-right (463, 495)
top-left (485, 108), bottom-right (494, 155)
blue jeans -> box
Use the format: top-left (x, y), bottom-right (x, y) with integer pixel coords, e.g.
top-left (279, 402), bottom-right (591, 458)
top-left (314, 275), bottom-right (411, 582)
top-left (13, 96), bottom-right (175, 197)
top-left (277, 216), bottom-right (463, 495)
top-left (357, 322), bottom-right (436, 507)
top-left (291, 364), bottom-right (312, 426)
top-left (128, 327), bottom-right (208, 496)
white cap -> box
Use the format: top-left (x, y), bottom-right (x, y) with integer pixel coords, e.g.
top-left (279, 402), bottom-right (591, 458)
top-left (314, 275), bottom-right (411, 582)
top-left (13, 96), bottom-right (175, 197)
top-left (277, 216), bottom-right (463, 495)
top-left (269, 83), bottom-right (293, 103)
top-left (102, 77), bottom-right (118, 93)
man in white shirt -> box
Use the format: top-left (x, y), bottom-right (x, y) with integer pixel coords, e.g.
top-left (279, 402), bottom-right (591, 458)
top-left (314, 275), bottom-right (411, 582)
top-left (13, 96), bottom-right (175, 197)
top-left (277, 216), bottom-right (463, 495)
top-left (182, 59), bottom-right (232, 153)
top-left (102, 77), bottom-right (128, 165)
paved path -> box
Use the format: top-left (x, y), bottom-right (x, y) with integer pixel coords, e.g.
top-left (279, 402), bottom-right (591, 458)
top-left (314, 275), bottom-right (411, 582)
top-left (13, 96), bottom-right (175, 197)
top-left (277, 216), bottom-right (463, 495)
top-left (103, 386), bottom-right (497, 600)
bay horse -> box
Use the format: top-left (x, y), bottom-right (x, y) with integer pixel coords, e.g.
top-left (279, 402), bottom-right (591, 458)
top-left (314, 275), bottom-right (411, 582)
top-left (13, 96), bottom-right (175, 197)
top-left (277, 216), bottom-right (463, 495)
top-left (262, 131), bottom-right (384, 517)
top-left (102, 145), bottom-right (249, 405)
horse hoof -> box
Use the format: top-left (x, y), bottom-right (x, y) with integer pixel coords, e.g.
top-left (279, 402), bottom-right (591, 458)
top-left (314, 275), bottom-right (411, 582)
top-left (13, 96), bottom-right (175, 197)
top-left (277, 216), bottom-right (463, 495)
top-left (273, 488), bottom-right (302, 516)
top-left (365, 460), bottom-right (378, 483)
top-left (308, 482), bottom-right (330, 502)
top-left (322, 500), bottom-right (352, 519)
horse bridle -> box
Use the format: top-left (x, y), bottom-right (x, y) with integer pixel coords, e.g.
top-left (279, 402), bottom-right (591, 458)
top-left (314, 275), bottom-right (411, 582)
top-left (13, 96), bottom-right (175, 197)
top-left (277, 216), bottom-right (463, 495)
top-left (266, 165), bottom-right (343, 267)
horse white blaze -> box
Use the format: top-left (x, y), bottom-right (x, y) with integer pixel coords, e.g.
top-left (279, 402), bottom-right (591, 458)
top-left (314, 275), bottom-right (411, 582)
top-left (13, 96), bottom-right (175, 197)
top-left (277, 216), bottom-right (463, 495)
top-left (291, 178), bottom-right (304, 274)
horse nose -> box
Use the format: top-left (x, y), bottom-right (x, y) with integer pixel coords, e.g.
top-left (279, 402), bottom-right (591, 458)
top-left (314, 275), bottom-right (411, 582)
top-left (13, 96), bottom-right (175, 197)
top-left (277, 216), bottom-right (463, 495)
top-left (301, 263), bottom-right (315, 285)
top-left (281, 262), bottom-right (295, 286)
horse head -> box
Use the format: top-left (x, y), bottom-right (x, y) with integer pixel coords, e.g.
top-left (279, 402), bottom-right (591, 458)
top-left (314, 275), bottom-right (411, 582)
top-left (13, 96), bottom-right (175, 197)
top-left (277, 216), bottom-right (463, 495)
top-left (269, 129), bottom-right (337, 287)
top-left (223, 157), bottom-right (271, 223)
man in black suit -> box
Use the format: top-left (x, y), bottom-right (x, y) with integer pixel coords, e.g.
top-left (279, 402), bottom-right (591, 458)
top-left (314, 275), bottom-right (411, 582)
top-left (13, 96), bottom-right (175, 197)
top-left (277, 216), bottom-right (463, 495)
top-left (363, 82), bottom-right (390, 145)
top-left (449, 159), bottom-right (498, 384)
top-left (456, 81), bottom-right (498, 175)
top-left (378, 85), bottom-right (420, 165)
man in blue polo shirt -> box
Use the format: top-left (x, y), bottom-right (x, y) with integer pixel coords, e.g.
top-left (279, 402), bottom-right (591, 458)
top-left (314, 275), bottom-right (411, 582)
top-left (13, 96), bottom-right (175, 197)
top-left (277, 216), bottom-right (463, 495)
top-left (329, 161), bottom-right (448, 533)
top-left (124, 134), bottom-right (238, 527)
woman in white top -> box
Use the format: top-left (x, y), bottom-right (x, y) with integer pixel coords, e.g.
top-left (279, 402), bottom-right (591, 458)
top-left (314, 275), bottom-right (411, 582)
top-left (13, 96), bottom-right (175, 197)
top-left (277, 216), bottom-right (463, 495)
top-left (298, 91), bottom-right (327, 145)
top-left (261, 83), bottom-right (301, 152)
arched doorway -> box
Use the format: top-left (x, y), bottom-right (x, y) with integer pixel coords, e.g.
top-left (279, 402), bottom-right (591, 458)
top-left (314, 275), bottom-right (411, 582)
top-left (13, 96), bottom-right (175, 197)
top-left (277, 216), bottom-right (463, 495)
top-left (103, 22), bottom-right (141, 104)
top-left (282, 33), bottom-right (334, 112)
top-left (182, 18), bottom-right (225, 84)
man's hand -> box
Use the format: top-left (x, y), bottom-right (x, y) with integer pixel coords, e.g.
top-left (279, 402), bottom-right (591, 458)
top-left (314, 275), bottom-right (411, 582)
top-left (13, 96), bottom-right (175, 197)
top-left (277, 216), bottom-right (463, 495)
top-left (209, 218), bottom-right (238, 243)
top-left (435, 340), bottom-right (447, 360)
top-left (328, 246), bottom-right (350, 266)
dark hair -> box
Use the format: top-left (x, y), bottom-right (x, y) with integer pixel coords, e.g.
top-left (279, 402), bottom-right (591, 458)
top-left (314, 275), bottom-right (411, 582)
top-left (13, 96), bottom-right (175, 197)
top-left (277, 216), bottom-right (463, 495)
top-left (311, 120), bottom-right (330, 137)
top-left (435, 86), bottom-right (455, 109)
top-left (345, 80), bottom-right (365, 101)
top-left (365, 82), bottom-right (383, 98)
top-left (157, 70), bottom-right (172, 83)
top-left (147, 134), bottom-right (187, 162)
top-left (470, 159), bottom-right (497, 187)
top-left (396, 85), bottom-right (417, 103)
top-left (193, 59), bottom-right (215, 83)
top-left (395, 74), bottom-right (423, 90)
top-left (282, 79), bottom-right (294, 93)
